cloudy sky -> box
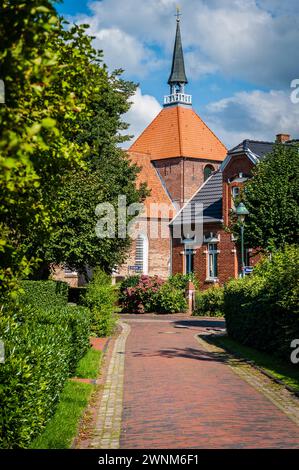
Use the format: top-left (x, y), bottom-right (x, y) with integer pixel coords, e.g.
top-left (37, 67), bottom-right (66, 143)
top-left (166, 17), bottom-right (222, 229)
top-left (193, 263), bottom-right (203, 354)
top-left (56, 0), bottom-right (299, 149)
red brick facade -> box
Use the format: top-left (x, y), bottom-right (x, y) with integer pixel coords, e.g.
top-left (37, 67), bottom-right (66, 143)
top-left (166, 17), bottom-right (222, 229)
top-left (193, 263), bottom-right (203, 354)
top-left (171, 150), bottom-right (260, 288)
top-left (154, 157), bottom-right (220, 206)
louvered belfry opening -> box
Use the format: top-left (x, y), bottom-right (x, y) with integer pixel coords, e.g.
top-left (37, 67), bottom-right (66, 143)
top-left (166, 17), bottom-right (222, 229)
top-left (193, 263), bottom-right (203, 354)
top-left (135, 235), bottom-right (144, 272)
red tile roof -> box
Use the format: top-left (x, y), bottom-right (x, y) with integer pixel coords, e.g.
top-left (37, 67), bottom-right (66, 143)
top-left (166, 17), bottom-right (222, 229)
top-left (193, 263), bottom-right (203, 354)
top-left (129, 105), bottom-right (227, 161)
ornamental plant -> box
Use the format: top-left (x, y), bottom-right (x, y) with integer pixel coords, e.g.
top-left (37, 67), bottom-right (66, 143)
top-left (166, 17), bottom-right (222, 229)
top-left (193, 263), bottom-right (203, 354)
top-left (120, 275), bottom-right (187, 314)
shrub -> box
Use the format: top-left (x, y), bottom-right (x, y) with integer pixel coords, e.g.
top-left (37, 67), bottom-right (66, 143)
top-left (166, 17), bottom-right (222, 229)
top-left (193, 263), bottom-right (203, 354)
top-left (0, 302), bottom-right (91, 448)
top-left (120, 275), bottom-right (165, 313)
top-left (168, 273), bottom-right (199, 291)
top-left (224, 245), bottom-right (299, 359)
top-left (120, 275), bottom-right (187, 314)
top-left (84, 268), bottom-right (117, 337)
top-left (118, 275), bottom-right (140, 306)
top-left (0, 307), bottom-right (90, 448)
top-left (194, 286), bottom-right (224, 317)
top-left (68, 287), bottom-right (87, 305)
top-left (19, 280), bottom-right (69, 309)
top-left (155, 283), bottom-right (187, 313)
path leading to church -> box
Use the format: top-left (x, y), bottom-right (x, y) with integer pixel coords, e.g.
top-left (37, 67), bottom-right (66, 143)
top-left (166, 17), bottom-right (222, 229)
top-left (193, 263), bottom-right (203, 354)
top-left (118, 316), bottom-right (299, 449)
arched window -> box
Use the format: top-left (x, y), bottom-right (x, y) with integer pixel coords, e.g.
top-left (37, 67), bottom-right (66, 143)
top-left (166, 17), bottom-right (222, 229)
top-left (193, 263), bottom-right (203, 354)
top-left (135, 234), bottom-right (148, 274)
top-left (204, 164), bottom-right (215, 181)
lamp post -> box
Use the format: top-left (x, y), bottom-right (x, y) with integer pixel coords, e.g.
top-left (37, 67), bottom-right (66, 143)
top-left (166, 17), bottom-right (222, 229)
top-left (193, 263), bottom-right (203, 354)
top-left (236, 202), bottom-right (249, 278)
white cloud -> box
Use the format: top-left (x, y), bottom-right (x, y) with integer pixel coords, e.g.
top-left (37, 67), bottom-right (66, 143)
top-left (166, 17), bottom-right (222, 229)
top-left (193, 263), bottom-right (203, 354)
top-left (69, 0), bottom-right (299, 87)
top-left (204, 88), bottom-right (299, 148)
top-left (122, 88), bottom-right (162, 148)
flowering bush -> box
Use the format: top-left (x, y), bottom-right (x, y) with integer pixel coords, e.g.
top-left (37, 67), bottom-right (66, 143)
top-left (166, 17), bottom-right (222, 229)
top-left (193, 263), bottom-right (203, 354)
top-left (120, 275), bottom-right (164, 313)
top-left (120, 275), bottom-right (186, 314)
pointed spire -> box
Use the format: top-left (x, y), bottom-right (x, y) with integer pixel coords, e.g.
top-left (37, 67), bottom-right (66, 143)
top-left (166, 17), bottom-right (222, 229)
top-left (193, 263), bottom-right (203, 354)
top-left (168, 7), bottom-right (188, 89)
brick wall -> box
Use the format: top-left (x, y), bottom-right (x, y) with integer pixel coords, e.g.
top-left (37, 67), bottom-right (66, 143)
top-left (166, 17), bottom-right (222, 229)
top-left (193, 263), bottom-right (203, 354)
top-left (172, 224), bottom-right (244, 289)
top-left (117, 218), bottom-right (171, 279)
top-left (154, 157), bottom-right (220, 206)
top-left (222, 154), bottom-right (254, 225)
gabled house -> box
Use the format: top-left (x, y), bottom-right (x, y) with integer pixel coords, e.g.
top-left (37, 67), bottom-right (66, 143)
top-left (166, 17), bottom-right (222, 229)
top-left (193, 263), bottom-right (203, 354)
top-left (170, 134), bottom-right (296, 287)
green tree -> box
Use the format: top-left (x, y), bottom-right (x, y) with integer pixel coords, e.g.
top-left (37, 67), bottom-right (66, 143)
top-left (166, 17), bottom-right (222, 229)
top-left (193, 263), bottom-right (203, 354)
top-left (0, 1), bottom-right (88, 296)
top-left (0, 1), bottom-right (146, 289)
top-left (232, 143), bottom-right (299, 252)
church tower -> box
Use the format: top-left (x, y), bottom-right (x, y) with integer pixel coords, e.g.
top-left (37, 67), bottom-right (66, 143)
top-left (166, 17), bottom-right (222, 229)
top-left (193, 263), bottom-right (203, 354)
top-left (129, 11), bottom-right (227, 207)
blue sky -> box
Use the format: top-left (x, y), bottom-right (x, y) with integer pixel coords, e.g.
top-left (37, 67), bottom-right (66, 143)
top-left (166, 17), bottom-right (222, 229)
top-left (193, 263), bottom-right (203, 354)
top-left (55, 0), bottom-right (299, 148)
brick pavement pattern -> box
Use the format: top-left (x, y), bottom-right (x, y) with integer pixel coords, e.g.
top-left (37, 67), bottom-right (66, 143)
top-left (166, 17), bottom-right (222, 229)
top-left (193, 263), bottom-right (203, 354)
top-left (120, 318), bottom-right (299, 449)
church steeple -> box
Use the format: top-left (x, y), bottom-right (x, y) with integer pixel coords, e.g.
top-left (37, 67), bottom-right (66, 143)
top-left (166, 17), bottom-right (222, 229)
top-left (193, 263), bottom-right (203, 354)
top-left (164, 8), bottom-right (192, 107)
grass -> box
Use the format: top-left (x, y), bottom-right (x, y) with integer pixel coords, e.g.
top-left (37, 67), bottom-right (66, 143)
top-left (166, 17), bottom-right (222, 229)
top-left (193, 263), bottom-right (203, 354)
top-left (75, 348), bottom-right (102, 379)
top-left (212, 335), bottom-right (299, 392)
top-left (30, 347), bottom-right (102, 449)
top-left (30, 381), bottom-right (94, 449)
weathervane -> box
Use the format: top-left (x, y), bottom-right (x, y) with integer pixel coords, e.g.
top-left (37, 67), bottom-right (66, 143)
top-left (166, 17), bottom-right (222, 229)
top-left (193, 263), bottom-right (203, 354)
top-left (175, 5), bottom-right (181, 22)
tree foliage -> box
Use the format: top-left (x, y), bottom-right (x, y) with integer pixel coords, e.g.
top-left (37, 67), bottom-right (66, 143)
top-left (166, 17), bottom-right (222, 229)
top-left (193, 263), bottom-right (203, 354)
top-left (231, 143), bottom-right (299, 252)
top-left (0, 1), bottom-right (146, 292)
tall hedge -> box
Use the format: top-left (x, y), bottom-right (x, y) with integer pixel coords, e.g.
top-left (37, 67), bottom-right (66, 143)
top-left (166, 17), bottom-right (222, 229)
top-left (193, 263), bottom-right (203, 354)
top-left (0, 304), bottom-right (90, 448)
top-left (84, 268), bottom-right (117, 337)
top-left (224, 245), bottom-right (299, 359)
top-left (20, 280), bottom-right (69, 309)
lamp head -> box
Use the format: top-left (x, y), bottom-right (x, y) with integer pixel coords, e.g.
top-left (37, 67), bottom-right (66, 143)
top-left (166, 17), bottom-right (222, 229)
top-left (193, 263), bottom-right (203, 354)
top-left (236, 202), bottom-right (249, 223)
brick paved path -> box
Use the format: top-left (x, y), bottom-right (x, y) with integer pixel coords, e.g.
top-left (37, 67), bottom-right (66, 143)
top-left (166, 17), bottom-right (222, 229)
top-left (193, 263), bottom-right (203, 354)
top-left (120, 317), bottom-right (299, 449)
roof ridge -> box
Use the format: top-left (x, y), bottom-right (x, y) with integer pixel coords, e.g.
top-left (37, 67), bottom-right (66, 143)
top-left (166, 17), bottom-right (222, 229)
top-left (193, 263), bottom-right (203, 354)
top-left (246, 139), bottom-right (274, 144)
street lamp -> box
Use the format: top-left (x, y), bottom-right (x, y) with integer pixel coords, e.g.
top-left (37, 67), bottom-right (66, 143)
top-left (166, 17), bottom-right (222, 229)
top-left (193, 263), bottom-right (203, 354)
top-left (236, 202), bottom-right (249, 278)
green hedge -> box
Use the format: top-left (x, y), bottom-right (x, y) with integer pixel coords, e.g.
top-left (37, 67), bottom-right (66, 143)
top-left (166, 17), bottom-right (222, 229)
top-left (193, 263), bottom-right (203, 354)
top-left (20, 280), bottom-right (69, 309)
top-left (194, 286), bottom-right (224, 317)
top-left (68, 287), bottom-right (87, 305)
top-left (0, 304), bottom-right (90, 448)
top-left (84, 268), bottom-right (117, 337)
top-left (224, 245), bottom-right (299, 360)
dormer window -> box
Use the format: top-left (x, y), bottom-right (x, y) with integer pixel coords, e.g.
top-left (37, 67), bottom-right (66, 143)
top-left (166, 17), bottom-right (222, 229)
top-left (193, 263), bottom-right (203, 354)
top-left (232, 186), bottom-right (240, 199)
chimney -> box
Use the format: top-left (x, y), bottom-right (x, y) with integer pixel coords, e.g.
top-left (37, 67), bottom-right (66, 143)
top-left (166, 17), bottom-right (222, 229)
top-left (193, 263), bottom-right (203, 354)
top-left (276, 133), bottom-right (290, 143)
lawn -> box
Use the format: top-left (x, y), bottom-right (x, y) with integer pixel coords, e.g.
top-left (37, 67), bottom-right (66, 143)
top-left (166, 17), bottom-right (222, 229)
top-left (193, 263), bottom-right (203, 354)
top-left (75, 348), bottom-right (102, 379)
top-left (31, 347), bottom-right (102, 449)
top-left (211, 335), bottom-right (299, 393)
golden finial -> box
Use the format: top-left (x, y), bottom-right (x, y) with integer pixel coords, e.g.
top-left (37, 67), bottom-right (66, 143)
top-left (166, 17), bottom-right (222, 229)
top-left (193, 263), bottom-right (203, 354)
top-left (176, 5), bottom-right (181, 22)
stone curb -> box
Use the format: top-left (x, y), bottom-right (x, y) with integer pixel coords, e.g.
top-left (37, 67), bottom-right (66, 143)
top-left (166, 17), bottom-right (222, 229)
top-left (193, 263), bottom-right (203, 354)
top-left (89, 321), bottom-right (131, 449)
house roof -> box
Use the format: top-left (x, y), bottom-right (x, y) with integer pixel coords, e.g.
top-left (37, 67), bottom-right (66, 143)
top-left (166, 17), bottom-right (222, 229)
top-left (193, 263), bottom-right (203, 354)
top-left (129, 105), bottom-right (227, 162)
top-left (128, 151), bottom-right (175, 219)
top-left (171, 170), bottom-right (223, 226)
top-left (228, 139), bottom-right (275, 161)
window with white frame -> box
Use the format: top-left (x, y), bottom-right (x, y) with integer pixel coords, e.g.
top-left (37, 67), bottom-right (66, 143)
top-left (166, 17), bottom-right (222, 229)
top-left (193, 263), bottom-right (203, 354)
top-left (208, 243), bottom-right (218, 279)
top-left (135, 234), bottom-right (148, 274)
top-left (231, 186), bottom-right (240, 209)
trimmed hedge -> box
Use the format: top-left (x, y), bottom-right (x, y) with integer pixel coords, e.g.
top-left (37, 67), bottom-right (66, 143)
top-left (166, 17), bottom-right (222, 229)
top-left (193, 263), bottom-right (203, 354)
top-left (194, 286), bottom-right (224, 317)
top-left (68, 287), bottom-right (87, 305)
top-left (20, 280), bottom-right (69, 309)
top-left (0, 304), bottom-right (90, 448)
top-left (224, 245), bottom-right (299, 360)
top-left (84, 269), bottom-right (117, 337)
